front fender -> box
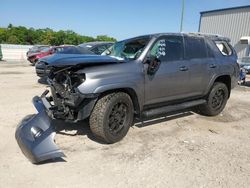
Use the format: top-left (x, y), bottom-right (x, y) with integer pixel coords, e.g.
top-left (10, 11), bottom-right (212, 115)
top-left (93, 82), bottom-right (138, 94)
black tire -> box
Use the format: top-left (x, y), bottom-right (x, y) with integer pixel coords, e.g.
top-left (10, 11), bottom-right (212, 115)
top-left (89, 92), bottom-right (134, 144)
top-left (198, 82), bottom-right (228, 116)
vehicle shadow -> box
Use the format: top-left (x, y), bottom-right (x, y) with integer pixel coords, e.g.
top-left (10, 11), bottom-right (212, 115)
top-left (54, 109), bottom-right (194, 144)
top-left (36, 158), bottom-right (66, 165)
top-left (16, 110), bottom-right (194, 164)
top-left (53, 119), bottom-right (107, 144)
top-left (241, 81), bottom-right (250, 87)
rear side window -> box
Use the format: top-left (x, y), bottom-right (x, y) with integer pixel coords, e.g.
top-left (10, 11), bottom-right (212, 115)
top-left (185, 36), bottom-right (207, 59)
top-left (91, 45), bottom-right (109, 55)
top-left (215, 41), bottom-right (232, 56)
top-left (206, 43), bottom-right (215, 58)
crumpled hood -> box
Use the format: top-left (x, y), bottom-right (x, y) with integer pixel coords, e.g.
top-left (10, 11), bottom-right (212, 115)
top-left (40, 54), bottom-right (125, 67)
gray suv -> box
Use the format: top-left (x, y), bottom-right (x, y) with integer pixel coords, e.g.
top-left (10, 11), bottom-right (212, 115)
top-left (16, 33), bottom-right (239, 163)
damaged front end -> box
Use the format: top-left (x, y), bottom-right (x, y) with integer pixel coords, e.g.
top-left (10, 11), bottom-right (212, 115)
top-left (16, 67), bottom-right (98, 163)
top-left (47, 69), bottom-right (98, 122)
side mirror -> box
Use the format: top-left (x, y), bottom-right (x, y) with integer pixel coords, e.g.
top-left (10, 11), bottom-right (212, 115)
top-left (146, 55), bottom-right (161, 75)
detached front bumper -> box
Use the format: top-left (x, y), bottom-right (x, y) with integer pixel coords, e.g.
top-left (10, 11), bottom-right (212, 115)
top-left (15, 96), bottom-right (65, 164)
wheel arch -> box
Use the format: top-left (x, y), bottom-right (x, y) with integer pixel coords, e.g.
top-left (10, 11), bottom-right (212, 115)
top-left (97, 88), bottom-right (141, 115)
top-left (210, 75), bottom-right (231, 98)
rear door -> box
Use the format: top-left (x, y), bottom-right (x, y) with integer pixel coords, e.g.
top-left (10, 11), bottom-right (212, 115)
top-left (183, 36), bottom-right (214, 96)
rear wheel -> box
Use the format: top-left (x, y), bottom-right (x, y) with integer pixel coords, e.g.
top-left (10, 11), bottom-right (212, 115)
top-left (89, 92), bottom-right (134, 143)
top-left (198, 82), bottom-right (228, 116)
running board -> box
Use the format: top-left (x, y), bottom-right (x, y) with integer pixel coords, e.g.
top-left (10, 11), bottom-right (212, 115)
top-left (142, 99), bottom-right (206, 118)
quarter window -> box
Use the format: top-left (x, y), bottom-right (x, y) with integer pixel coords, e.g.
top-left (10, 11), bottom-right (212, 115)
top-left (150, 36), bottom-right (184, 61)
top-left (215, 41), bottom-right (232, 56)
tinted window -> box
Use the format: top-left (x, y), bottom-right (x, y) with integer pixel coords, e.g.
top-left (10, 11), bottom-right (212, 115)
top-left (77, 47), bottom-right (94, 54)
top-left (185, 36), bottom-right (207, 59)
top-left (56, 47), bottom-right (93, 54)
top-left (91, 45), bottom-right (109, 54)
top-left (150, 36), bottom-right (184, 61)
top-left (206, 42), bottom-right (215, 58)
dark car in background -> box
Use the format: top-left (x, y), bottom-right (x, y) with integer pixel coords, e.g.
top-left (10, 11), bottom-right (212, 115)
top-left (35, 46), bottom-right (94, 78)
top-left (79, 42), bottom-right (113, 55)
top-left (27, 45), bottom-right (75, 65)
top-left (238, 56), bottom-right (250, 73)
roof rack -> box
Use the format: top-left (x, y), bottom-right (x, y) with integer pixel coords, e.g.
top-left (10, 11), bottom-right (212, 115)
top-left (186, 32), bottom-right (230, 41)
top-left (184, 32), bottom-right (223, 37)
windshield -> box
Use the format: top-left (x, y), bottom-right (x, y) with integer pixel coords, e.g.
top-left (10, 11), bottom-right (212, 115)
top-left (40, 47), bottom-right (50, 52)
top-left (79, 44), bottom-right (92, 49)
top-left (30, 46), bottom-right (48, 53)
top-left (102, 37), bottom-right (151, 60)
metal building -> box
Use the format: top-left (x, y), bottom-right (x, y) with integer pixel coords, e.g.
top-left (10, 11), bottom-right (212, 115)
top-left (199, 5), bottom-right (250, 58)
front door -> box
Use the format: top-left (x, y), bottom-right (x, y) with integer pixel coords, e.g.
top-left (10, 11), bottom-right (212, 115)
top-left (144, 35), bottom-right (190, 106)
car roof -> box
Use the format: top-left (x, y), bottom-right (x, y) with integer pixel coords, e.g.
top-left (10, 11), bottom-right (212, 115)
top-left (83, 41), bottom-right (114, 45)
top-left (121, 32), bottom-right (230, 42)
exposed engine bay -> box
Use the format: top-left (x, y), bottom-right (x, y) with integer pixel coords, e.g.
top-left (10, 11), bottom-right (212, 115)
top-left (45, 67), bottom-right (98, 121)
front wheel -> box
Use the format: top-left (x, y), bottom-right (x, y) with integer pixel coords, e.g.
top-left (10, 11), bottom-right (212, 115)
top-left (89, 92), bottom-right (134, 144)
top-left (198, 82), bottom-right (229, 116)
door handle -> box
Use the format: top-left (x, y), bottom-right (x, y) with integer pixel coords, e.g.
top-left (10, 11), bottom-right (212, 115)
top-left (179, 66), bottom-right (188, 71)
top-left (209, 64), bottom-right (217, 68)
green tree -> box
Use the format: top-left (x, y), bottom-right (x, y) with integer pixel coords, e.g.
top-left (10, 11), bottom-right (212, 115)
top-left (0, 28), bottom-right (7, 43)
top-left (0, 24), bottom-right (117, 45)
top-left (0, 45), bottom-right (2, 60)
top-left (7, 35), bottom-right (19, 44)
top-left (96, 35), bottom-right (116, 42)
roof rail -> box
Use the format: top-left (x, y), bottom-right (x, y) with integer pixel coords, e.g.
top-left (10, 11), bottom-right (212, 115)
top-left (185, 32), bottom-right (223, 37)
top-left (183, 32), bottom-right (231, 42)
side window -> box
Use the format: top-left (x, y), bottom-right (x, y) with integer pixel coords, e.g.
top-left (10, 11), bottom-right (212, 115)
top-left (92, 45), bottom-right (111, 55)
top-left (185, 36), bottom-right (207, 59)
top-left (150, 36), bottom-right (184, 62)
top-left (215, 41), bottom-right (232, 56)
top-left (55, 48), bottom-right (63, 53)
top-left (206, 42), bottom-right (215, 58)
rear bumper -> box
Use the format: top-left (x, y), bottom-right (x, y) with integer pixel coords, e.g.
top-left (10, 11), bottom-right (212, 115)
top-left (15, 96), bottom-right (65, 164)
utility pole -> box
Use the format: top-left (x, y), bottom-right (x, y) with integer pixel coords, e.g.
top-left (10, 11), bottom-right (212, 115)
top-left (180, 0), bottom-right (185, 32)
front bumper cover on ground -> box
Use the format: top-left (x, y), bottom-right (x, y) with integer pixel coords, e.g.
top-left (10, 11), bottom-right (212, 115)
top-left (15, 96), bottom-right (65, 164)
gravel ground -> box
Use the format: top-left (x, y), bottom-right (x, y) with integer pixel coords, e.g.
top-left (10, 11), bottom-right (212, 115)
top-left (0, 62), bottom-right (250, 188)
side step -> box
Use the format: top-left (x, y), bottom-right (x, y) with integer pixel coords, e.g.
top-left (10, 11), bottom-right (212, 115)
top-left (142, 99), bottom-right (206, 118)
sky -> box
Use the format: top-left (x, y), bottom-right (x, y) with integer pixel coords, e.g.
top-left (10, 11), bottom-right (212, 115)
top-left (0, 0), bottom-right (249, 40)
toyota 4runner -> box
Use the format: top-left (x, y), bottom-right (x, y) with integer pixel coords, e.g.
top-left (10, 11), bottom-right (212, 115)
top-left (16, 33), bottom-right (239, 163)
